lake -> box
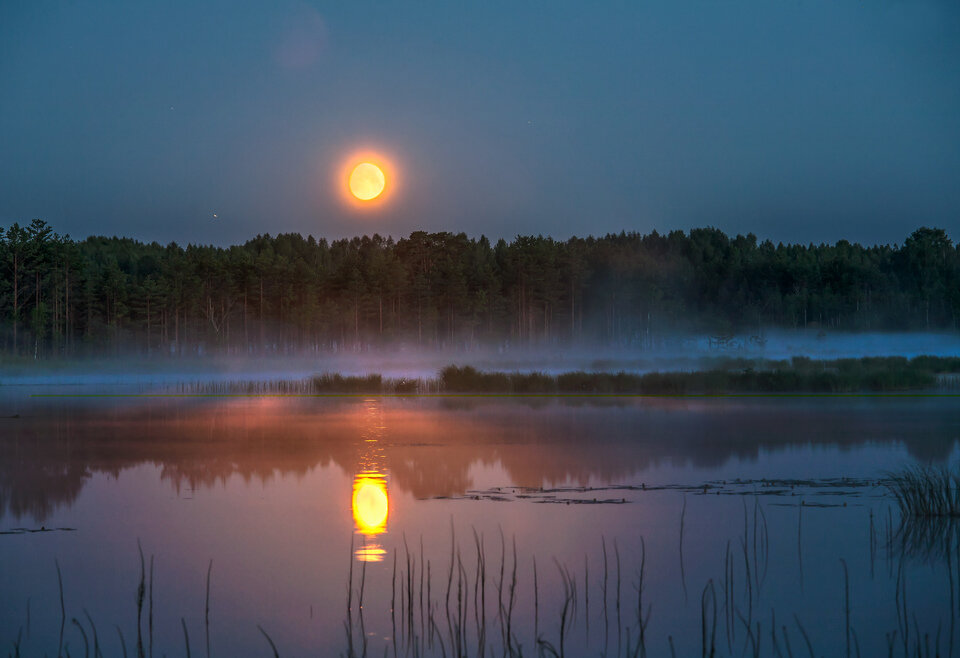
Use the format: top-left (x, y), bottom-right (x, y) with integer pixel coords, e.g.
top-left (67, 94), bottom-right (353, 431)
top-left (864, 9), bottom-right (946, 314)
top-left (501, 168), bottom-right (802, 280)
top-left (1, 394), bottom-right (958, 657)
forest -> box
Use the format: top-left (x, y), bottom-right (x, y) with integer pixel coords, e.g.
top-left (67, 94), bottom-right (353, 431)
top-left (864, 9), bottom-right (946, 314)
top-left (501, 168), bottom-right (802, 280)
top-left (0, 219), bottom-right (958, 358)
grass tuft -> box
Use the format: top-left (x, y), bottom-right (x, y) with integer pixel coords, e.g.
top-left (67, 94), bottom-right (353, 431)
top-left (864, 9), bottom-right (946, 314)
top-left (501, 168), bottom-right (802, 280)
top-left (885, 465), bottom-right (960, 518)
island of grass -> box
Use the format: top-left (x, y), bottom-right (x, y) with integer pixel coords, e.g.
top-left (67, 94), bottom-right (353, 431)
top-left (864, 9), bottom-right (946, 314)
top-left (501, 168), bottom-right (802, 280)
top-left (171, 355), bottom-right (960, 396)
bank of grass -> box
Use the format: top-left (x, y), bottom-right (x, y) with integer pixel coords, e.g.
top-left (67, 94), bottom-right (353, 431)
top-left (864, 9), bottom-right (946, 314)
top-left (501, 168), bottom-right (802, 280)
top-left (175, 374), bottom-right (429, 395)
top-left (886, 465), bottom-right (960, 518)
top-left (166, 355), bottom-right (960, 396)
top-left (439, 355), bottom-right (954, 394)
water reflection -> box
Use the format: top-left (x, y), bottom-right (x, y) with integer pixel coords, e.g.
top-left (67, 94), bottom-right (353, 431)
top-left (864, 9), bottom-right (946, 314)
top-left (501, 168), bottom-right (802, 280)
top-left (0, 396), bottom-right (958, 525)
top-left (894, 517), bottom-right (960, 564)
top-left (352, 472), bottom-right (389, 561)
top-left (2, 395), bottom-right (958, 657)
top-left (351, 399), bottom-right (390, 561)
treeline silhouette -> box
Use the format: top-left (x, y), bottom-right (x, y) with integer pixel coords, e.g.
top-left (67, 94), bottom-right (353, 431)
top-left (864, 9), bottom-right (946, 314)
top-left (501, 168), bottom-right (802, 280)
top-left (1, 220), bottom-right (958, 357)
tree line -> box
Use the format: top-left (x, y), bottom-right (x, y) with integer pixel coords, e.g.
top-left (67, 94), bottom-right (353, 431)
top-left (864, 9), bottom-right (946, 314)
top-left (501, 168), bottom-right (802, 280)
top-left (0, 219), bottom-right (957, 358)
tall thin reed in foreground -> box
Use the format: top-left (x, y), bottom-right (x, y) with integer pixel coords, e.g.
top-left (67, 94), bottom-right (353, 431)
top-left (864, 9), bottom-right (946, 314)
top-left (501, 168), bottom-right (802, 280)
top-left (136, 541), bottom-right (145, 658)
top-left (55, 560), bottom-right (65, 658)
top-left (886, 466), bottom-right (960, 518)
top-left (258, 625), bottom-right (280, 658)
top-left (9, 519), bottom-right (955, 658)
top-left (205, 560), bottom-right (212, 658)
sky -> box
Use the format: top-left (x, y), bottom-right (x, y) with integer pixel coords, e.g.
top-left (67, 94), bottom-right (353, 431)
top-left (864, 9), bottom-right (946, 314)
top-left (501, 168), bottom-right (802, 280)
top-left (1, 0), bottom-right (959, 246)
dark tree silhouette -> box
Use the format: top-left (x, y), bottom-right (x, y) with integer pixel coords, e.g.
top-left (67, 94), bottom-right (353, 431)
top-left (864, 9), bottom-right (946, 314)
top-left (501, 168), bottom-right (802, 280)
top-left (0, 221), bottom-right (957, 358)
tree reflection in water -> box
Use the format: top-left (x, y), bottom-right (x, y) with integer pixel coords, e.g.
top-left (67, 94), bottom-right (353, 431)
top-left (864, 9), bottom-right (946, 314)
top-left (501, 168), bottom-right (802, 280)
top-left (1, 396), bottom-right (957, 526)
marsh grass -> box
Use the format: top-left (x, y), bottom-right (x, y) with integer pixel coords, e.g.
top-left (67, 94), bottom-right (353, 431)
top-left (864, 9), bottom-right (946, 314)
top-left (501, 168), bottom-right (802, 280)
top-left (336, 509), bottom-right (949, 658)
top-left (11, 491), bottom-right (957, 658)
top-left (311, 373), bottom-right (384, 393)
top-left (172, 355), bottom-right (960, 396)
top-left (886, 466), bottom-right (960, 519)
top-left (885, 465), bottom-right (960, 571)
top-left (436, 358), bottom-right (951, 394)
top-left (175, 373), bottom-right (430, 396)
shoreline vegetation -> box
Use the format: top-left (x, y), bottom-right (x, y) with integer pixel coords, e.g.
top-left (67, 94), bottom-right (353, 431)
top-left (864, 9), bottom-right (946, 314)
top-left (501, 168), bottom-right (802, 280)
top-left (162, 355), bottom-right (960, 396)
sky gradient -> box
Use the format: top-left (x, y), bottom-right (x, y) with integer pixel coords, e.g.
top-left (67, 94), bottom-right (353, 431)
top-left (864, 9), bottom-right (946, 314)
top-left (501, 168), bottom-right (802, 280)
top-left (2, 0), bottom-right (959, 246)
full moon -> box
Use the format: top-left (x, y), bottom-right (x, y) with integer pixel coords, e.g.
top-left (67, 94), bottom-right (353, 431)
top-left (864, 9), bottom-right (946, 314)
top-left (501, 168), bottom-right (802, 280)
top-left (349, 162), bottom-right (386, 201)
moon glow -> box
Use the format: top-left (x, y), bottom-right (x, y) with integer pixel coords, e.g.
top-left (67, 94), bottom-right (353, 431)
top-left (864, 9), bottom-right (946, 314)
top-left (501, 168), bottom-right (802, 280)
top-left (352, 475), bottom-right (389, 534)
top-left (349, 162), bottom-right (386, 201)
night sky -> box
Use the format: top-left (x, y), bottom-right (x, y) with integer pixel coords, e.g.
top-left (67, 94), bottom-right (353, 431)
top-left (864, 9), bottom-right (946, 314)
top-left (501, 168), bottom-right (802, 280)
top-left (2, 1), bottom-right (958, 246)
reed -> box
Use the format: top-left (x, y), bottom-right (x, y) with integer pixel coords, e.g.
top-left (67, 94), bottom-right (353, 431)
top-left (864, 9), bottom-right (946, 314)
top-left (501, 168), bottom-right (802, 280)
top-left (344, 536), bottom-right (355, 658)
top-left (148, 554), bottom-right (153, 658)
top-left (533, 556), bottom-right (539, 644)
top-left (11, 627), bottom-right (21, 658)
top-left (56, 559), bottom-right (65, 658)
top-left (793, 614), bottom-right (815, 658)
top-left (115, 626), bottom-right (128, 658)
top-left (615, 538), bottom-right (622, 657)
top-left (700, 580), bottom-right (717, 658)
top-left (69, 618), bottom-right (89, 658)
top-left (722, 541), bottom-right (733, 653)
top-left (135, 542), bottom-right (145, 658)
top-left (257, 625), bottom-right (280, 658)
top-left (420, 537), bottom-right (426, 649)
top-left (841, 558), bottom-right (851, 658)
top-left (583, 555), bottom-right (589, 640)
top-left (12, 505), bottom-right (958, 658)
top-left (506, 538), bottom-right (519, 656)
top-left (204, 560), bottom-right (212, 658)
top-left (471, 530), bottom-right (485, 657)
top-left (602, 536), bottom-right (609, 655)
top-left (445, 522), bottom-right (455, 652)
top-left (886, 465), bottom-right (960, 519)
top-left (634, 537), bottom-right (649, 658)
top-left (181, 618), bottom-right (191, 658)
top-left (390, 550), bottom-right (397, 654)
top-left (83, 610), bottom-right (101, 658)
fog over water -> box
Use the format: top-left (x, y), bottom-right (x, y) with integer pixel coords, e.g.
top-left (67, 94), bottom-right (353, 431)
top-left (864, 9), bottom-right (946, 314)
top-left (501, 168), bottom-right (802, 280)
top-left (2, 329), bottom-right (959, 389)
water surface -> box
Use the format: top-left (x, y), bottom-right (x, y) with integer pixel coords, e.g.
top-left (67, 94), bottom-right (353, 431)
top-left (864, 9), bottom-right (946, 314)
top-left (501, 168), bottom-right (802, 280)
top-left (1, 395), bottom-right (957, 656)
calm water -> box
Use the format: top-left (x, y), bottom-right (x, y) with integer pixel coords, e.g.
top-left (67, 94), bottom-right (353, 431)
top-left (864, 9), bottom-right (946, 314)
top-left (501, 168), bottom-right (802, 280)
top-left (1, 394), bottom-right (958, 656)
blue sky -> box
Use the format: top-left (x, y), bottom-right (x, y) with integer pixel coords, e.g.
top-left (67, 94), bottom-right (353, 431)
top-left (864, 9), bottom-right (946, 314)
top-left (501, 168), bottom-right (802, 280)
top-left (2, 0), bottom-right (958, 245)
